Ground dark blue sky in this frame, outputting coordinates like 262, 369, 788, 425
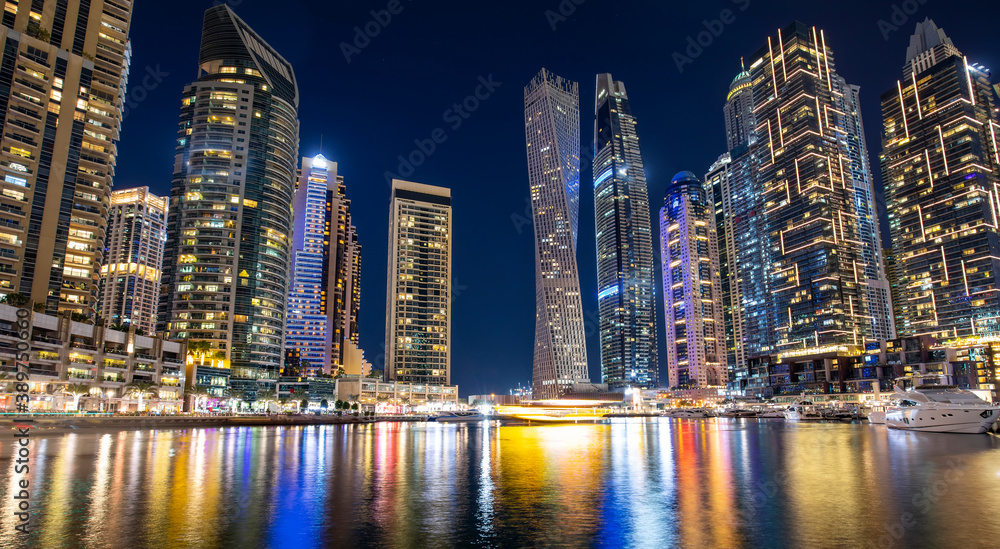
119, 0, 1000, 396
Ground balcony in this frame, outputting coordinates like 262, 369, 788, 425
71, 342, 98, 351
163, 356, 184, 365
134, 363, 155, 372
134, 352, 157, 361
32, 335, 62, 346
103, 346, 128, 356
28, 367, 58, 378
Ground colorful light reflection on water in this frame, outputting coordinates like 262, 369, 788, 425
1, 419, 999, 548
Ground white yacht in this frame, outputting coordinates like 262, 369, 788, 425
759, 407, 786, 419
664, 408, 712, 418
784, 399, 824, 421
435, 410, 486, 423
885, 385, 1000, 434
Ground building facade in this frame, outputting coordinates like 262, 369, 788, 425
158, 6, 299, 382
592, 74, 657, 390
98, 187, 166, 333
749, 22, 889, 353
882, 19, 1000, 339
0, 0, 132, 316
661, 171, 726, 388
0, 304, 186, 412
524, 68, 589, 399
285, 155, 360, 376
385, 179, 451, 386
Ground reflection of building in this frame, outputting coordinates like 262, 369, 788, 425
98, 187, 167, 334
524, 68, 589, 399
159, 5, 299, 383
592, 74, 657, 390
276, 376, 337, 407
285, 155, 361, 375
661, 171, 726, 389
335, 377, 459, 409
0, 304, 186, 412
882, 19, 1000, 338
385, 180, 452, 385
0, 1, 133, 316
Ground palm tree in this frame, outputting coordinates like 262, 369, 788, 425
187, 385, 211, 412
124, 381, 158, 412
62, 383, 91, 412
257, 388, 277, 412
186, 340, 213, 365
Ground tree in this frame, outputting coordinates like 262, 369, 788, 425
71, 312, 91, 323
351, 403, 359, 411
257, 388, 277, 412
186, 340, 213, 365
187, 385, 211, 412
1, 292, 30, 307
33, 302, 45, 312
124, 381, 158, 412
300, 398, 308, 411
368, 368, 383, 380
320, 399, 329, 410
63, 383, 91, 412
334, 366, 346, 379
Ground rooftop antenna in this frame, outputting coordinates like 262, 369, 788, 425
319, 134, 323, 154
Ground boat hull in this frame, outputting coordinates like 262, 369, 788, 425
885, 407, 1000, 434
868, 411, 886, 424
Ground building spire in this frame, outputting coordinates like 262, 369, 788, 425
904, 18, 957, 65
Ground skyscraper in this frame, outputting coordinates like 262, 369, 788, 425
385, 179, 452, 386
661, 171, 726, 388
882, 19, 1000, 338
98, 187, 167, 334
592, 74, 657, 390
723, 59, 754, 151
0, 1, 132, 315
524, 68, 589, 399
158, 6, 299, 382
285, 155, 361, 376
749, 22, 889, 352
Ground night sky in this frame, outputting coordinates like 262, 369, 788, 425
119, 0, 1000, 396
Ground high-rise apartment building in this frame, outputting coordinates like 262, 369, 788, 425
592, 74, 657, 390
0, 1, 132, 315
98, 187, 166, 333
660, 171, 726, 388
158, 6, 299, 381
723, 60, 754, 151
748, 22, 889, 352
882, 19, 1000, 338
385, 180, 451, 386
285, 155, 361, 376
524, 68, 589, 399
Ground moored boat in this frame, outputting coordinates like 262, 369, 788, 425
435, 411, 486, 423
784, 399, 824, 421
885, 384, 1000, 434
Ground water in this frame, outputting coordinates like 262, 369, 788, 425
1, 419, 999, 548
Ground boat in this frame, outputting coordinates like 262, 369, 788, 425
664, 408, 713, 418
434, 411, 486, 423
885, 384, 1000, 434
495, 400, 616, 423
784, 399, 825, 421
758, 407, 786, 419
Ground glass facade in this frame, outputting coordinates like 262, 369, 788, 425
285, 155, 360, 376
98, 187, 166, 333
385, 180, 451, 386
592, 74, 657, 390
661, 171, 726, 388
158, 5, 299, 381
882, 19, 1000, 339
0, 0, 132, 315
524, 68, 589, 399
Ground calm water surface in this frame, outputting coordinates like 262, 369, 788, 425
1, 419, 999, 548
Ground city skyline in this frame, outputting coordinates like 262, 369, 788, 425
97, 1, 1000, 395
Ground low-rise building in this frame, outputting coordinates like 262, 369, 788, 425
0, 304, 186, 412
335, 377, 460, 411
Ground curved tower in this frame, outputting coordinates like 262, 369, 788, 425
524, 68, 589, 399
159, 5, 299, 383
593, 74, 657, 389
661, 172, 726, 388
